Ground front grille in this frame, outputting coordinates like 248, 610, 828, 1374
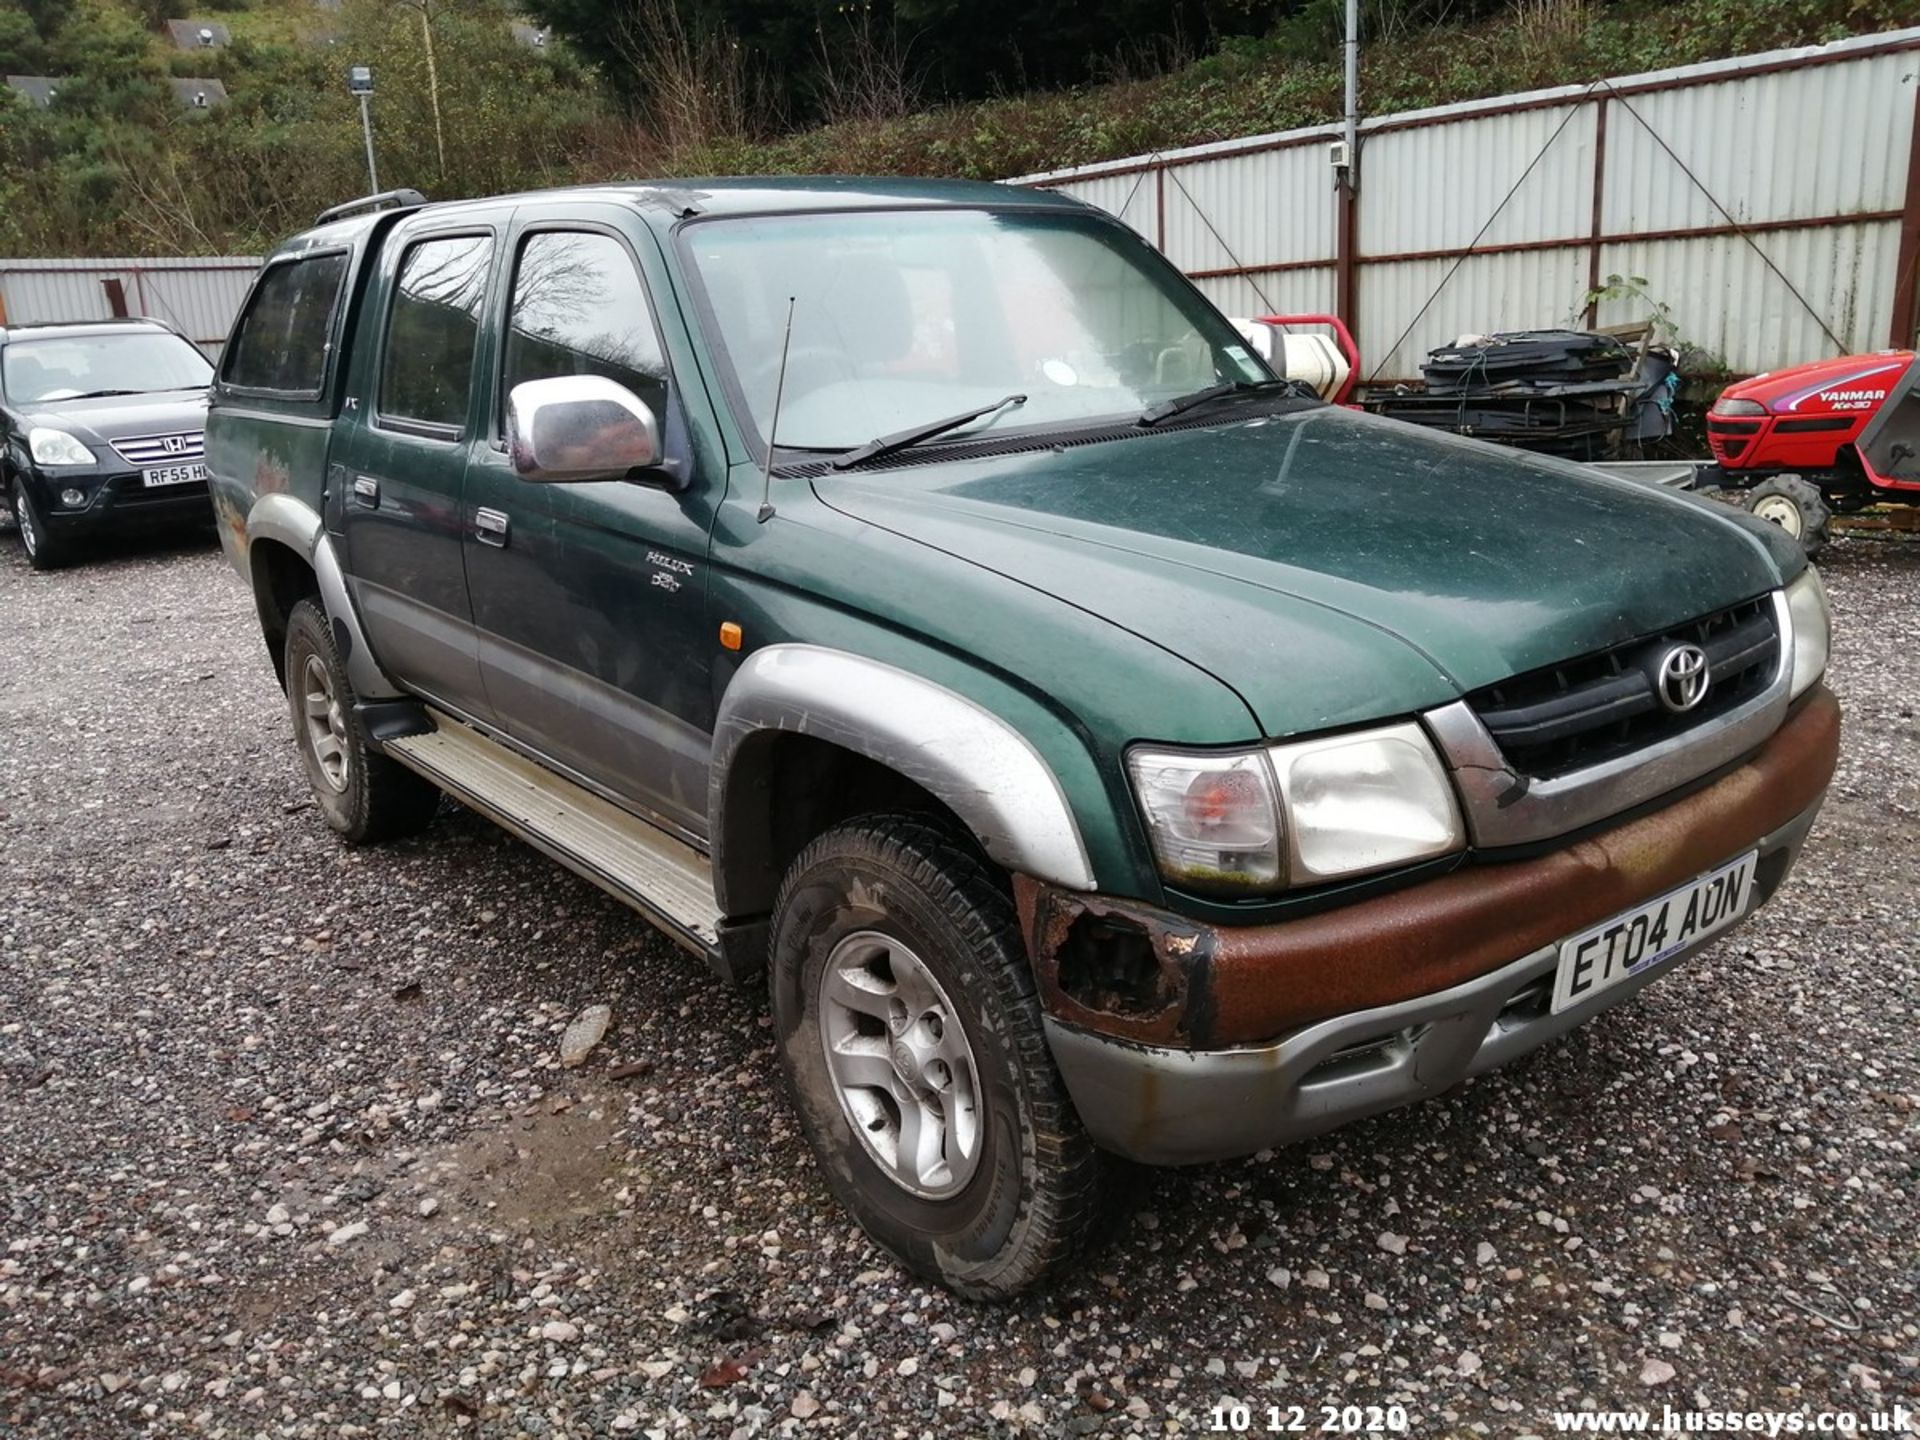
1706, 418, 1760, 464
111, 431, 205, 466
1468, 596, 1779, 780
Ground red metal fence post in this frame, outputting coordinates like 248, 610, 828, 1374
1336, 169, 1358, 344
1890, 84, 1920, 348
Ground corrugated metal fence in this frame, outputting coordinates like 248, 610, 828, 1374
1010, 27, 1920, 382
0, 256, 261, 357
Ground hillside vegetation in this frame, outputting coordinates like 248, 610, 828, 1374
0, 0, 1909, 257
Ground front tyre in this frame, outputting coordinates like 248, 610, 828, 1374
283, 598, 440, 844
770, 814, 1111, 1300
1746, 474, 1831, 558
11, 478, 71, 571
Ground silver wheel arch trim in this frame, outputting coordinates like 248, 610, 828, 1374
246, 493, 404, 701
710, 644, 1096, 902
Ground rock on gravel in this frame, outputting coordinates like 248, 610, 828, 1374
1, 532, 1916, 1439
560, 1003, 613, 1067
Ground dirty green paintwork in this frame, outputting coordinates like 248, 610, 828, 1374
210, 176, 1810, 912
809, 406, 1804, 736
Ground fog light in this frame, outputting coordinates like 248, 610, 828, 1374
59, 488, 86, 507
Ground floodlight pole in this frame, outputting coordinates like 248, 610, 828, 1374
357, 91, 380, 194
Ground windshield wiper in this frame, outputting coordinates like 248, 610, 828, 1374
829, 393, 1027, 470
59, 388, 149, 400
1138, 377, 1299, 427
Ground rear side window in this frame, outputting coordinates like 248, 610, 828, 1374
222, 252, 347, 394
379, 234, 493, 432
503, 231, 668, 419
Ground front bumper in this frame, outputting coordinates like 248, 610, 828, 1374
1028, 687, 1839, 1165
30, 470, 212, 535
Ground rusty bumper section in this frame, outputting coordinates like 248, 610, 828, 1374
1017, 687, 1840, 1051
1044, 794, 1823, 1165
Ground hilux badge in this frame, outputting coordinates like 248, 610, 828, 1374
1656, 643, 1710, 713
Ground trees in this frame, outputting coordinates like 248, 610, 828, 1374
523, 0, 1293, 123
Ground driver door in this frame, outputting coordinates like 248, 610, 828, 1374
463, 215, 718, 840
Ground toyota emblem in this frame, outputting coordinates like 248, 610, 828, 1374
1656, 643, 1710, 713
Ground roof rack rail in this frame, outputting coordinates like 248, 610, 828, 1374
315, 188, 429, 226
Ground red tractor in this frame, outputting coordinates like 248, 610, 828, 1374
1705, 351, 1920, 555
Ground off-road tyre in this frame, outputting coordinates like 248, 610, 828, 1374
283, 598, 440, 844
1746, 474, 1831, 558
11, 478, 72, 571
770, 813, 1112, 1300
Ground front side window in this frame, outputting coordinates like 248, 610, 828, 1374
682, 208, 1274, 453
503, 231, 668, 421
8, 330, 214, 404
379, 234, 493, 432
222, 253, 346, 394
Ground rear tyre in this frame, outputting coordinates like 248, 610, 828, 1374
769, 813, 1112, 1300
1746, 475, 1831, 558
11, 478, 71, 571
283, 598, 440, 844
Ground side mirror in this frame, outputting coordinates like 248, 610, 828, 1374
506, 375, 662, 484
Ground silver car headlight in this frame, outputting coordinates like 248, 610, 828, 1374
1268, 722, 1465, 882
1783, 568, 1829, 700
1128, 722, 1465, 895
28, 427, 96, 466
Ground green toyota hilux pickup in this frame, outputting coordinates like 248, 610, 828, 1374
206, 177, 1839, 1299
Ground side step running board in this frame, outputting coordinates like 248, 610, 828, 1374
383, 716, 722, 954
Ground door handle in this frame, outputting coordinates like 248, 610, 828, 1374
352, 474, 380, 508
474, 507, 510, 547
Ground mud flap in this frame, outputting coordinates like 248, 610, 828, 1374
1856, 356, 1920, 486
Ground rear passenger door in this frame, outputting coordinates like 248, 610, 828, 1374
463, 214, 718, 840
336, 222, 502, 725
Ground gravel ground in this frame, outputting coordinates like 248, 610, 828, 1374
1, 528, 1915, 1440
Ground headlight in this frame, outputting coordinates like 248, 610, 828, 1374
1268, 722, 1464, 882
1126, 748, 1282, 896
1784, 567, 1829, 700
28, 427, 96, 466
1128, 722, 1465, 894
1712, 398, 1767, 417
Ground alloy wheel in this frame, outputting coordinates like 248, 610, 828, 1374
299, 652, 352, 793
14, 485, 37, 559
818, 929, 983, 1199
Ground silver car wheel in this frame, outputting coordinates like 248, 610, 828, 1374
14, 486, 38, 559
818, 929, 983, 1199
299, 653, 351, 794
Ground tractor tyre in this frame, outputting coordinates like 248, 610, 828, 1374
1745, 475, 1831, 559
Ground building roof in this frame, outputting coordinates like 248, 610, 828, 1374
170, 77, 230, 108
510, 23, 549, 48
166, 18, 231, 48
5, 75, 67, 107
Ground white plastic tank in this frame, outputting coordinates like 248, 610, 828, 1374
1231, 319, 1353, 402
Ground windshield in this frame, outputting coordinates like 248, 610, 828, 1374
3, 331, 213, 404
683, 208, 1276, 453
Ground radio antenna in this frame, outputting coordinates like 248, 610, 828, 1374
757, 296, 796, 524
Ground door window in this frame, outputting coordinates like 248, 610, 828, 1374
222, 252, 347, 395
379, 234, 494, 433
503, 231, 668, 421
